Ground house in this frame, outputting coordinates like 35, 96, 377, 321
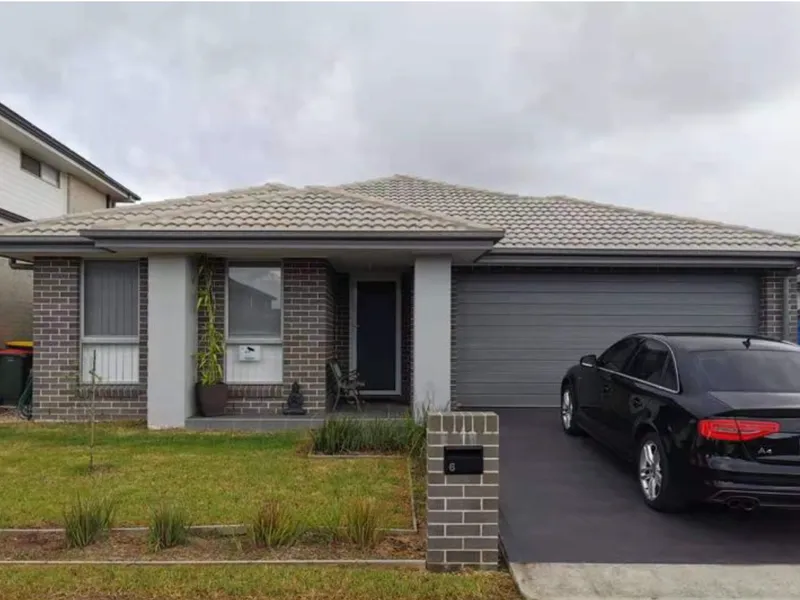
0, 101, 139, 344
0, 175, 796, 427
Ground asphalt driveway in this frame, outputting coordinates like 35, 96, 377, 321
498, 408, 800, 564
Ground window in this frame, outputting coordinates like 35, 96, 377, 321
20, 152, 60, 187
81, 260, 139, 383
624, 339, 677, 390
225, 263, 283, 383
599, 337, 640, 372
695, 350, 800, 393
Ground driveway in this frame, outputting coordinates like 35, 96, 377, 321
498, 408, 800, 565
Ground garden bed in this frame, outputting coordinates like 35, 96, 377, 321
0, 529, 425, 561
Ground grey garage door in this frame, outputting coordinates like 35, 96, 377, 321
454, 272, 759, 408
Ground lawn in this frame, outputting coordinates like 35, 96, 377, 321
0, 565, 520, 600
0, 423, 412, 528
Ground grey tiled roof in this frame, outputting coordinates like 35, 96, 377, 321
0, 182, 495, 237
105, 186, 495, 232
1, 173, 798, 255
342, 175, 800, 252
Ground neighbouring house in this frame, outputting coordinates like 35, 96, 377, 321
0, 174, 796, 427
0, 101, 139, 345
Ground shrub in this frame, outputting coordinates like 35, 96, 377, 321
341, 497, 384, 549
310, 416, 426, 456
251, 500, 303, 548
148, 502, 191, 551
63, 495, 115, 549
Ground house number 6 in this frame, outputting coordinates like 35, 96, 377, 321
447, 462, 456, 473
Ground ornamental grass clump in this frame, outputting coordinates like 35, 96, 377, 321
148, 502, 191, 551
251, 500, 303, 549
341, 497, 385, 549
63, 494, 115, 549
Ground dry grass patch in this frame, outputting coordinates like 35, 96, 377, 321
0, 565, 521, 600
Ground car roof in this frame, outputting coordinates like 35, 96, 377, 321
633, 332, 798, 353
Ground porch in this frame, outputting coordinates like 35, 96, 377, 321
146, 252, 457, 429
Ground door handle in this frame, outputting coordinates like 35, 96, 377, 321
602, 384, 611, 394
631, 397, 643, 409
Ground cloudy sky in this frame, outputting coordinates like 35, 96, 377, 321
1, 2, 800, 233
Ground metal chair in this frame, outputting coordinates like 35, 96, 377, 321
328, 358, 365, 412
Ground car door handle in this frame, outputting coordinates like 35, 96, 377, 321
602, 384, 612, 393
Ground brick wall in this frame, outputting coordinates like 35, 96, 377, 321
401, 271, 414, 402
426, 412, 499, 572
32, 257, 147, 421
760, 270, 797, 340
334, 273, 349, 372
283, 259, 335, 411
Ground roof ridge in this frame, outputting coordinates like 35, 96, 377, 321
546, 194, 800, 242
311, 185, 501, 232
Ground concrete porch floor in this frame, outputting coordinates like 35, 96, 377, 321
185, 399, 411, 432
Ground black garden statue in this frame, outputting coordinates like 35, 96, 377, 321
282, 381, 308, 416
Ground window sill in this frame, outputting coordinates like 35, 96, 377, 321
82, 337, 139, 344
226, 339, 282, 345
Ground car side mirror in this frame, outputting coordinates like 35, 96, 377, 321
580, 354, 597, 368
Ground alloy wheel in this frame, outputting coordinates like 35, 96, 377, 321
561, 390, 573, 430
639, 440, 663, 501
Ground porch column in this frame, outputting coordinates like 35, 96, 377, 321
147, 256, 197, 428
413, 256, 452, 415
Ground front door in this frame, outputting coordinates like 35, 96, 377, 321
353, 279, 399, 394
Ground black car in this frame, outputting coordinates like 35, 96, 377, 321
560, 333, 800, 512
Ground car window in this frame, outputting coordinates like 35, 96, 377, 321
661, 354, 678, 391
599, 337, 640, 372
695, 349, 800, 393
624, 339, 675, 389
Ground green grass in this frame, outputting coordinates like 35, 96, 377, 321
0, 566, 520, 600
0, 423, 411, 528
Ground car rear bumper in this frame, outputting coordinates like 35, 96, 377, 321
706, 481, 800, 508
700, 458, 800, 508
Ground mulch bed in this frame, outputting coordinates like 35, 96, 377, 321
0, 529, 426, 561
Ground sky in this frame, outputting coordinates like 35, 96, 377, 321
1, 2, 800, 233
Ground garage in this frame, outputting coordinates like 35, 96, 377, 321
453, 271, 759, 408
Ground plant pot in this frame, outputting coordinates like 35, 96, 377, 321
196, 383, 228, 417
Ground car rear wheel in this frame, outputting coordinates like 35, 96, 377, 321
560, 384, 584, 436
637, 432, 687, 512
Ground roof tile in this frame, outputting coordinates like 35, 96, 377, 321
341, 175, 800, 252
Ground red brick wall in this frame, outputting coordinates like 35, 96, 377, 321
32, 257, 147, 421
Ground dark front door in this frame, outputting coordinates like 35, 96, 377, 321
356, 280, 398, 392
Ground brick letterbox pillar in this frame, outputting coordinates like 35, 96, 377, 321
426, 412, 499, 571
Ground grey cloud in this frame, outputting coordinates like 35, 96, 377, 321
0, 3, 799, 232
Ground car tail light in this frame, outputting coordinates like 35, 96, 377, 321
698, 418, 780, 442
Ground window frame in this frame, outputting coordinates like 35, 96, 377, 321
80, 259, 140, 345
20, 151, 61, 188
598, 336, 641, 373
600, 336, 681, 394
224, 260, 284, 345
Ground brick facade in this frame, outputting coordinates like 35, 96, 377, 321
32, 257, 147, 421
198, 258, 338, 414
426, 412, 499, 572
760, 270, 798, 340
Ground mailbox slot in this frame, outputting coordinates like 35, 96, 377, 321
443, 446, 484, 475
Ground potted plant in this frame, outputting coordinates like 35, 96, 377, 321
195, 256, 227, 417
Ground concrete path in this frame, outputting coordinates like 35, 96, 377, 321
509, 562, 800, 599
